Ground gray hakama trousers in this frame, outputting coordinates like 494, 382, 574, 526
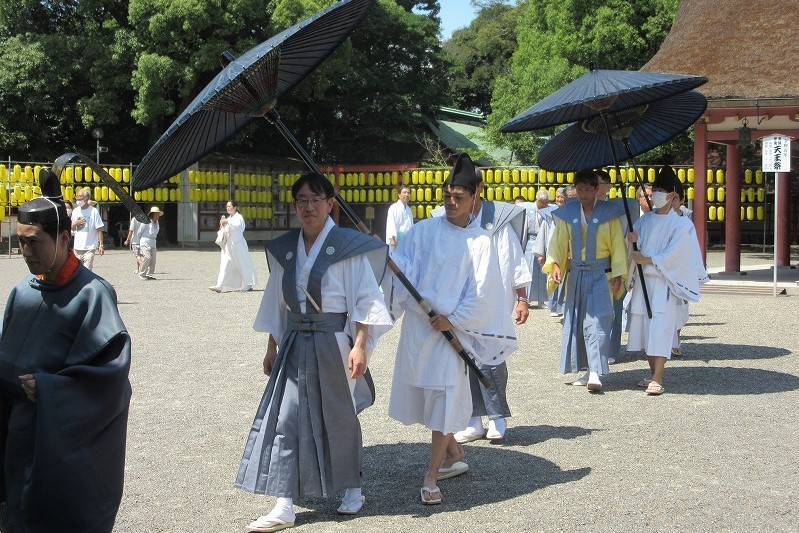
608, 290, 625, 360
525, 239, 548, 308
468, 362, 511, 420
236, 312, 362, 498
561, 258, 614, 376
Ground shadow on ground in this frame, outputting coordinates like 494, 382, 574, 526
606, 366, 799, 396
294, 441, 590, 520
616, 343, 789, 363
679, 342, 791, 362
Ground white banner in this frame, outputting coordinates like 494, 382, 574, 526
762, 134, 791, 172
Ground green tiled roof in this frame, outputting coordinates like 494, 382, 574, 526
424, 116, 514, 166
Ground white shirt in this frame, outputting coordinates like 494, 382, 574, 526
385, 200, 414, 246
386, 216, 518, 386
71, 205, 104, 250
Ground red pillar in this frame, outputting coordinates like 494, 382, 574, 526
724, 144, 741, 272
693, 122, 708, 264
776, 171, 791, 266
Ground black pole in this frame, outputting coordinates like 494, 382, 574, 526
52, 152, 148, 223
218, 50, 490, 386
265, 109, 491, 388
599, 114, 652, 319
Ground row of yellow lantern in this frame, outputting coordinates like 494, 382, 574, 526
339, 188, 400, 204
0, 184, 133, 206
134, 188, 182, 202
0, 164, 771, 189
237, 206, 276, 221
707, 206, 767, 222
187, 170, 303, 187
338, 172, 400, 187
705, 168, 767, 185
0, 164, 185, 186
706, 187, 767, 203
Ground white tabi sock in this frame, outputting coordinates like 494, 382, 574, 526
342, 488, 363, 507
267, 497, 295, 521
468, 416, 483, 430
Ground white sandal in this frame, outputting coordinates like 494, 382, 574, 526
246, 515, 295, 532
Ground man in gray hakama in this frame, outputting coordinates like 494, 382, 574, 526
522, 189, 552, 309
236, 173, 391, 532
544, 170, 628, 392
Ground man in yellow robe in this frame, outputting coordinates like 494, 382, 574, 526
543, 170, 628, 392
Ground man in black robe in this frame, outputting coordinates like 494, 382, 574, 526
0, 169, 131, 532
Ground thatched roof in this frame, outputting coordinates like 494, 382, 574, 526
642, 0, 799, 99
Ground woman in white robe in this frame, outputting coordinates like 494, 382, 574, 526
210, 201, 257, 292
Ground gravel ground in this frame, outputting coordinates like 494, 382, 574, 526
1, 245, 797, 532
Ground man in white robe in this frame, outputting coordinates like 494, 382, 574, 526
385, 185, 413, 254
237, 173, 393, 531
385, 154, 517, 505
626, 167, 708, 395
452, 157, 530, 443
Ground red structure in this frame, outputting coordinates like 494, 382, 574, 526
643, 0, 799, 270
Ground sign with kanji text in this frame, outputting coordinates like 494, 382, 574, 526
762, 134, 791, 172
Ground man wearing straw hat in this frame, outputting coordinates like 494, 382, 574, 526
0, 169, 131, 532
138, 206, 163, 280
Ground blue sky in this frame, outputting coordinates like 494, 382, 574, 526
439, 0, 478, 40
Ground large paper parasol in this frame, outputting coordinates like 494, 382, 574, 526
537, 90, 708, 172
132, 0, 375, 190
500, 64, 707, 133
131, 0, 491, 385
500, 66, 708, 319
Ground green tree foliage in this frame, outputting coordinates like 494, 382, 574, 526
1, 0, 449, 165
443, 0, 518, 115
486, 0, 679, 165
0, 0, 144, 160
268, 0, 450, 163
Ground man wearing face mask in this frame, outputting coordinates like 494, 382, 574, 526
625, 166, 708, 395
70, 187, 105, 270
0, 170, 131, 532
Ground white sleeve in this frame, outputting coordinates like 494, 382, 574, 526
253, 254, 288, 343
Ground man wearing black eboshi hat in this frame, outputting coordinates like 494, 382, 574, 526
384, 153, 519, 504
447, 153, 532, 445
0, 168, 131, 532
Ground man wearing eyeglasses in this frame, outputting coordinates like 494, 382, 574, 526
236, 173, 393, 531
